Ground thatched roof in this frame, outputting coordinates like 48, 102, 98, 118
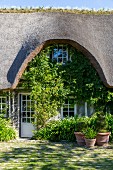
0, 12, 113, 89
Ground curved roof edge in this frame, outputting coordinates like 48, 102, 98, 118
9, 39, 109, 89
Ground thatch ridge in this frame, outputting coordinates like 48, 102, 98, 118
0, 8, 113, 15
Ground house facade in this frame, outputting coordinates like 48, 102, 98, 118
0, 11, 113, 137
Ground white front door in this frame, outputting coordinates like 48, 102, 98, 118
20, 94, 35, 137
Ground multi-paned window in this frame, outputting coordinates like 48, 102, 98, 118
21, 94, 35, 123
60, 99, 94, 118
61, 99, 75, 118
0, 96, 7, 115
51, 44, 70, 63
20, 94, 94, 121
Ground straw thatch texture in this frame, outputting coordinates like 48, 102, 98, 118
0, 12, 113, 89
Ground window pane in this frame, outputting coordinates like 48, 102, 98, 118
63, 108, 68, 111
52, 58, 57, 62
77, 104, 85, 116
31, 118, 35, 123
69, 108, 74, 112
57, 51, 62, 58
62, 51, 67, 58
69, 112, 74, 117
22, 112, 26, 117
22, 118, 26, 123
53, 48, 58, 58
22, 102, 26, 111
87, 104, 94, 117
63, 112, 68, 117
58, 58, 62, 63
31, 112, 35, 117
27, 101, 31, 111
27, 112, 30, 117
31, 101, 34, 111
2, 98, 6, 103
27, 118, 30, 123
63, 58, 67, 63
22, 95, 26, 100
27, 95, 30, 100
2, 104, 6, 109
0, 97, 7, 115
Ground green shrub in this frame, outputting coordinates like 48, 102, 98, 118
0, 117, 16, 141
75, 116, 90, 132
95, 112, 108, 133
90, 112, 113, 141
33, 113, 113, 142
33, 116, 91, 142
83, 127, 97, 139
106, 113, 113, 141
34, 117, 77, 141
89, 113, 97, 130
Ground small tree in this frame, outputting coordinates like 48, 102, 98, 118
23, 49, 68, 129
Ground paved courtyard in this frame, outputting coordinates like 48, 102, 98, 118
0, 139, 113, 170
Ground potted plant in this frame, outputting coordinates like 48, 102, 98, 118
83, 127, 97, 148
74, 118, 88, 146
95, 112, 111, 146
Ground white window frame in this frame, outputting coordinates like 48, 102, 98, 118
60, 100, 94, 119
52, 44, 70, 64
0, 96, 7, 116
60, 103, 77, 119
20, 93, 35, 124
60, 99, 76, 119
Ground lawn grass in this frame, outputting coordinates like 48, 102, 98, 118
0, 139, 113, 170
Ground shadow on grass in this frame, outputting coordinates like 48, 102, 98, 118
0, 140, 113, 169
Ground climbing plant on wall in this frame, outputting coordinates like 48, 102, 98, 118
22, 48, 68, 129
22, 44, 113, 128
59, 47, 113, 110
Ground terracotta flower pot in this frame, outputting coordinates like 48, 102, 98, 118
74, 132, 85, 146
85, 138, 96, 148
96, 132, 111, 146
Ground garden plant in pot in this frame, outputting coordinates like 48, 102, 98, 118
74, 118, 88, 146
95, 112, 111, 146
83, 127, 97, 148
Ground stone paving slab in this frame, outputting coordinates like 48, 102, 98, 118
0, 140, 113, 170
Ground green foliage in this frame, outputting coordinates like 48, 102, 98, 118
83, 127, 97, 139
106, 114, 113, 140
0, 117, 16, 141
75, 116, 89, 132
22, 44, 113, 130
34, 116, 90, 141
94, 112, 108, 133
34, 117, 77, 141
59, 47, 113, 110
33, 113, 113, 142
23, 49, 68, 128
